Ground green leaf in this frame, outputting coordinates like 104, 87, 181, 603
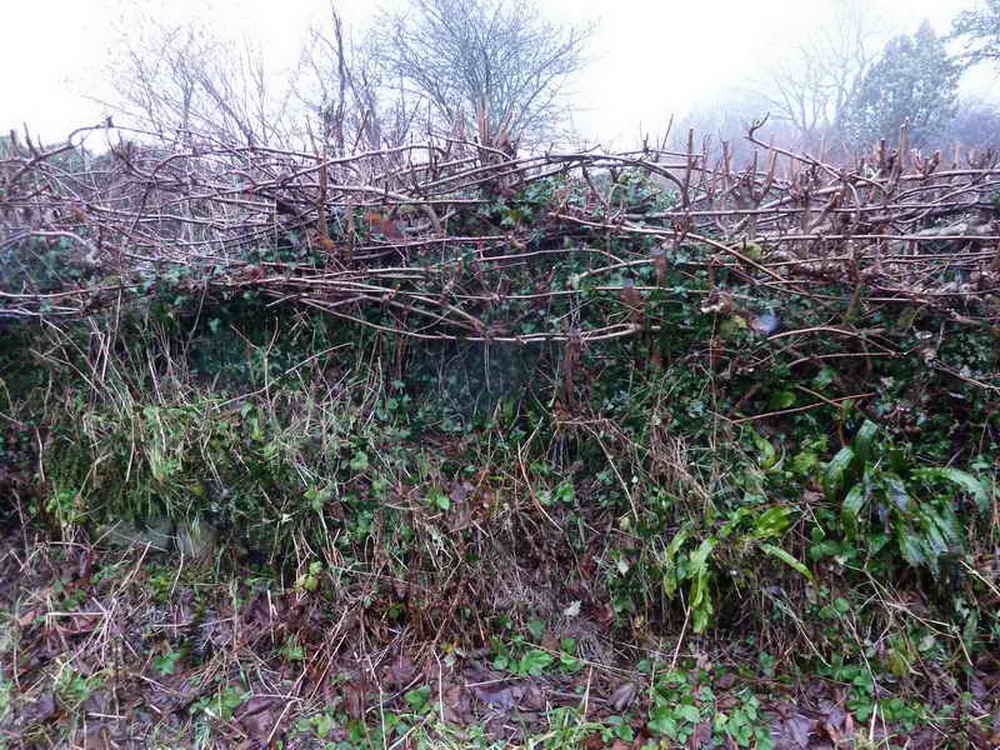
841, 483, 867, 535
760, 543, 814, 582
919, 517, 949, 562
554, 480, 575, 504
404, 685, 431, 711
719, 506, 753, 537
676, 704, 701, 723
154, 651, 182, 676
305, 485, 333, 513
689, 537, 717, 573
752, 506, 794, 538
768, 390, 796, 410
813, 366, 836, 388
913, 467, 989, 514
313, 713, 334, 737
518, 649, 554, 676
427, 489, 450, 511
692, 592, 713, 633
929, 502, 961, 548
719, 317, 746, 338
689, 541, 716, 633
881, 472, 910, 512
824, 446, 856, 500
752, 431, 778, 470
648, 707, 677, 736
661, 525, 690, 599
349, 450, 369, 472
853, 420, 879, 465
896, 523, 927, 569
791, 450, 820, 476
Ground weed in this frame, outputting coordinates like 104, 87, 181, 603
191, 682, 249, 723
54, 662, 105, 711
153, 648, 183, 677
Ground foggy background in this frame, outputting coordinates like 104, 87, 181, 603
2, 0, 998, 151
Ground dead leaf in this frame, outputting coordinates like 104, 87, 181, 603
237, 696, 278, 740
716, 672, 736, 690
441, 681, 471, 724
79, 726, 110, 749
688, 720, 711, 748
344, 680, 366, 719
472, 683, 522, 710
21, 692, 57, 726
235, 696, 276, 741
970, 675, 988, 701
716, 694, 738, 710
609, 681, 637, 712
694, 651, 712, 672
82, 689, 112, 715
449, 481, 473, 503
770, 700, 796, 719
785, 714, 816, 748
597, 603, 614, 626
447, 482, 476, 531
382, 654, 417, 689
523, 683, 545, 711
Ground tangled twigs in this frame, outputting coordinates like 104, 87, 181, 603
1, 127, 999, 352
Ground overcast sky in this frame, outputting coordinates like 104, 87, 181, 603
2, 0, 996, 149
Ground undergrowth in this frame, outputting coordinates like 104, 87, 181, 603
0, 171, 998, 747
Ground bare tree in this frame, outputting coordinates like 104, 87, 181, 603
293, 6, 421, 158
372, 0, 594, 147
104, 18, 297, 146
750, 0, 889, 150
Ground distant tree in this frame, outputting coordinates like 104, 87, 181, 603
840, 21, 960, 148
944, 96, 1000, 149
372, 0, 594, 146
951, 0, 1000, 68
670, 88, 799, 167
752, 0, 888, 149
294, 6, 422, 157
105, 19, 295, 146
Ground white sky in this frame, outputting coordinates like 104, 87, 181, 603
2, 0, 996, 149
